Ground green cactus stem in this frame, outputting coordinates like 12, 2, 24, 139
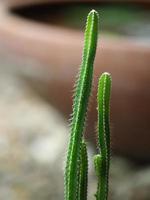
64, 10, 99, 200
95, 72, 112, 200
77, 140, 88, 200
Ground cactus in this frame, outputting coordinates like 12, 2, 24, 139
95, 73, 111, 200
64, 10, 111, 200
77, 140, 88, 200
64, 10, 99, 200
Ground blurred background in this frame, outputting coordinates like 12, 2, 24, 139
0, 0, 150, 199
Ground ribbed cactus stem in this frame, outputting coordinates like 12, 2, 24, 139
64, 10, 99, 200
77, 140, 88, 200
95, 72, 112, 200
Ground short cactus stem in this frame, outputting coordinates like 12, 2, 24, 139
95, 72, 112, 200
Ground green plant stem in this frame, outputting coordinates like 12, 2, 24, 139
96, 72, 111, 200
77, 140, 88, 200
64, 10, 99, 200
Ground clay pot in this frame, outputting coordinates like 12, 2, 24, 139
0, 0, 150, 162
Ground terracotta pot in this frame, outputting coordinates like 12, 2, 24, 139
0, 0, 150, 161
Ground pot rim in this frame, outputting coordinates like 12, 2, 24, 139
3, 0, 150, 8
0, 0, 150, 62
